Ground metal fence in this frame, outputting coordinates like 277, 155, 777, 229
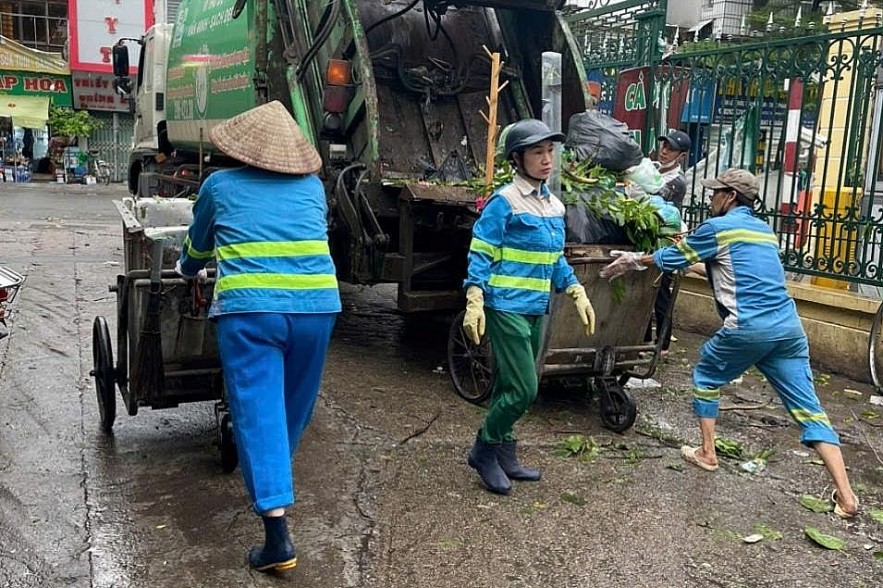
567, 2, 883, 289
86, 112, 134, 183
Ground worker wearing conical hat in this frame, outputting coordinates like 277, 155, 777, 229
176, 100, 340, 573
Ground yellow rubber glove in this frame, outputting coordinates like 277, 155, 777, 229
463, 286, 486, 345
566, 283, 596, 336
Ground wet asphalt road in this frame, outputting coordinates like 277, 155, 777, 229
2, 183, 883, 587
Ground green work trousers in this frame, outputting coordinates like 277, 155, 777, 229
481, 308, 544, 444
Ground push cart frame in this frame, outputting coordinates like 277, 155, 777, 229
447, 244, 680, 433
90, 199, 237, 471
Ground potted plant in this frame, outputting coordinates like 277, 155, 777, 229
47, 106, 101, 179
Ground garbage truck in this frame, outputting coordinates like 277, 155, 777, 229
113, 0, 592, 312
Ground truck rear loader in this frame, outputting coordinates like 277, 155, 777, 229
113, 0, 592, 312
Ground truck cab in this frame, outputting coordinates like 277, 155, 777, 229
127, 23, 174, 194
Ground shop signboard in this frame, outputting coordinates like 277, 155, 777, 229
68, 0, 154, 74
72, 72, 129, 111
0, 69, 72, 107
0, 35, 70, 75
612, 66, 690, 150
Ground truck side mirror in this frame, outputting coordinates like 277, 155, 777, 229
112, 44, 130, 77
113, 77, 132, 96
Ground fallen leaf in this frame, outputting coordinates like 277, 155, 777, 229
805, 526, 846, 551
666, 462, 684, 472
742, 534, 764, 544
753, 523, 783, 540
874, 551, 883, 561
868, 508, 883, 524
799, 494, 834, 513
560, 492, 586, 506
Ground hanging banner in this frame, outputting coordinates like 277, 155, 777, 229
72, 72, 129, 112
0, 35, 70, 75
0, 70, 72, 107
0, 95, 51, 128
68, 0, 154, 74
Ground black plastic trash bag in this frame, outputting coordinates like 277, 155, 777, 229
565, 111, 644, 171
564, 190, 629, 244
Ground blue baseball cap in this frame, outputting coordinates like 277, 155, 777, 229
658, 130, 692, 152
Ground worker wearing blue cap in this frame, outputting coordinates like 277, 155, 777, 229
646, 130, 692, 353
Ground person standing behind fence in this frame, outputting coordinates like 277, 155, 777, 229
600, 168, 859, 518
462, 119, 597, 495
175, 101, 341, 572
645, 130, 691, 354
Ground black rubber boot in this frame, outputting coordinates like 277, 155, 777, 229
248, 515, 298, 573
467, 432, 511, 495
497, 440, 541, 481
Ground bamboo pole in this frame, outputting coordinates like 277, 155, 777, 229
480, 46, 508, 204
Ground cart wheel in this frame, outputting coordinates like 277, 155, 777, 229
219, 414, 238, 473
91, 316, 116, 434
447, 310, 494, 404
597, 379, 637, 433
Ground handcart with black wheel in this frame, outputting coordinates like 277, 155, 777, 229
448, 244, 679, 433
90, 197, 238, 472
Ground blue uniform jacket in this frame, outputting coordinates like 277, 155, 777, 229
465, 175, 578, 316
652, 206, 802, 339
177, 167, 342, 316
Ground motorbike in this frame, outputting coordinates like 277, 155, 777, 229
88, 149, 111, 185
0, 266, 24, 341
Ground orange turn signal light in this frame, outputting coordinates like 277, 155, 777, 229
326, 59, 352, 86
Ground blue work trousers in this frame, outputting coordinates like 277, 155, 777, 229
692, 330, 839, 446
217, 312, 337, 513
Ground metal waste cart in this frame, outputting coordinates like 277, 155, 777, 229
447, 244, 679, 432
90, 197, 236, 471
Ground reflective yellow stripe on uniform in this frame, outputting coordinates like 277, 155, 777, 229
500, 247, 561, 265
693, 387, 720, 401
717, 229, 779, 247
488, 274, 551, 292
790, 408, 832, 426
216, 273, 339, 293
676, 240, 701, 264
216, 240, 330, 261
470, 238, 501, 261
183, 235, 213, 259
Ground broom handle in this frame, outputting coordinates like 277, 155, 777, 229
147, 239, 164, 308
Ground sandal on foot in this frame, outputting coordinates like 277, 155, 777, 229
832, 489, 859, 519
680, 445, 719, 472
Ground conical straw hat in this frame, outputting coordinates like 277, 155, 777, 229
209, 100, 322, 175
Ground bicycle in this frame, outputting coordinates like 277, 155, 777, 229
87, 149, 111, 185
867, 300, 883, 395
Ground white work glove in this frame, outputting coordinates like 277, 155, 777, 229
174, 260, 210, 283
599, 250, 648, 280
462, 286, 485, 345
565, 284, 596, 336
